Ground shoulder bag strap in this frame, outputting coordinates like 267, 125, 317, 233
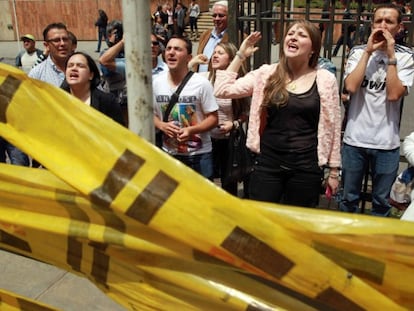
162, 71, 194, 122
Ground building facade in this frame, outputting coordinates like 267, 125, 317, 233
0, 0, 211, 41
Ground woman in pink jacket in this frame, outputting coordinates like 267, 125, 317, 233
214, 20, 341, 207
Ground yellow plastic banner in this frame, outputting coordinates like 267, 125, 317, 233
1, 62, 414, 310
0, 287, 59, 311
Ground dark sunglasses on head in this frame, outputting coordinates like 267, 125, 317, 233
212, 13, 226, 18
151, 41, 160, 46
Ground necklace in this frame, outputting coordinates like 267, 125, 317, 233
287, 81, 297, 91
287, 71, 315, 92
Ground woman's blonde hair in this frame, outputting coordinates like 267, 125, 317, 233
208, 42, 247, 84
262, 20, 321, 108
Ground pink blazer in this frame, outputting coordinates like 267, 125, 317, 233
214, 63, 341, 168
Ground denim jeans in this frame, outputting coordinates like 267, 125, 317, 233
340, 144, 400, 216
0, 137, 30, 166
174, 152, 213, 180
96, 27, 108, 52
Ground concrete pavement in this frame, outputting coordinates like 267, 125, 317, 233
0, 250, 126, 310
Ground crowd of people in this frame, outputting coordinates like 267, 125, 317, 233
152, 0, 200, 42
2, 2, 414, 221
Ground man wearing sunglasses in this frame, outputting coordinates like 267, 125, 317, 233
151, 34, 168, 76
195, 0, 228, 72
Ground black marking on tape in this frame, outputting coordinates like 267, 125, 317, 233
246, 303, 273, 311
90, 149, 145, 207
126, 171, 178, 224
17, 298, 57, 311
93, 207, 126, 240
0, 75, 21, 123
316, 287, 365, 311
66, 237, 83, 273
313, 241, 385, 285
55, 190, 89, 272
89, 242, 110, 288
221, 226, 294, 279
0, 230, 31, 252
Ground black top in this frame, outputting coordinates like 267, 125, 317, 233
258, 80, 320, 172
90, 88, 125, 126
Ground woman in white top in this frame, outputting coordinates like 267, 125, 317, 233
189, 0, 200, 40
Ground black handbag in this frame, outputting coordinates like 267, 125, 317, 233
223, 124, 253, 185
156, 71, 194, 147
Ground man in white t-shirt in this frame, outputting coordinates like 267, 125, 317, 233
6, 33, 43, 166
15, 34, 43, 73
153, 35, 218, 179
341, 3, 414, 216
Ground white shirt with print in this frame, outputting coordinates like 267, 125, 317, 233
343, 45, 414, 150
153, 71, 218, 155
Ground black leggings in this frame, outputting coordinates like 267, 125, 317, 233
189, 17, 198, 32
212, 138, 238, 195
249, 166, 323, 207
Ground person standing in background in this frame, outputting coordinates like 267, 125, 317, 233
8, 33, 41, 166
28, 22, 74, 168
189, 0, 200, 41
332, 1, 356, 57
29, 22, 73, 87
99, 20, 128, 123
340, 3, 414, 216
166, 3, 175, 39
196, 1, 228, 72
95, 9, 109, 53
15, 34, 43, 73
175, 3, 186, 37
189, 42, 250, 195
151, 33, 168, 76
153, 15, 168, 46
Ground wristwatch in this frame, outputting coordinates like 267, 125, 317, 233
387, 58, 397, 66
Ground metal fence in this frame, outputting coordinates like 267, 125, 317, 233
227, 0, 414, 83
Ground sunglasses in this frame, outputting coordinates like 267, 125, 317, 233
212, 13, 226, 18
151, 41, 160, 46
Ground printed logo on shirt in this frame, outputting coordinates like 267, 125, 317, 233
160, 101, 202, 153
360, 76, 386, 91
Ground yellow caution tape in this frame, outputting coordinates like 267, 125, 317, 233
0, 163, 315, 310
0, 288, 60, 311
1, 62, 413, 310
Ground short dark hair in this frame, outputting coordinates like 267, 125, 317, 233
62, 52, 102, 90
167, 35, 192, 54
374, 3, 403, 23
106, 20, 123, 42
43, 22, 67, 41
